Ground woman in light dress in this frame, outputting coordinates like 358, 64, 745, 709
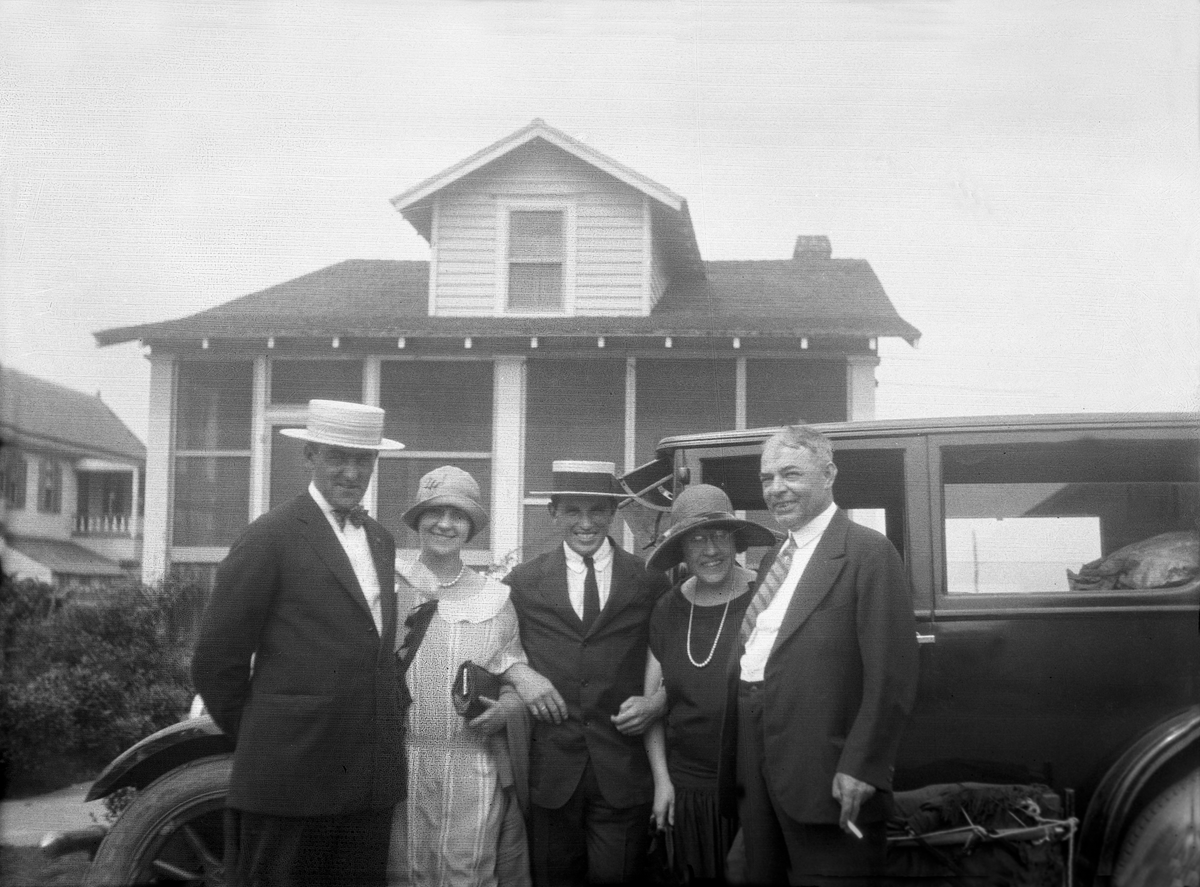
388, 466, 534, 887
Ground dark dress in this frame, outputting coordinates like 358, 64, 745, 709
648, 577, 753, 882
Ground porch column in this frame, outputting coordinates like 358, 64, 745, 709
130, 460, 141, 539
491, 357, 526, 565
846, 355, 880, 421
141, 352, 175, 584
248, 357, 269, 521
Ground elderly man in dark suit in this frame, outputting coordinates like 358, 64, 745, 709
504, 460, 670, 887
192, 399, 406, 887
728, 424, 919, 886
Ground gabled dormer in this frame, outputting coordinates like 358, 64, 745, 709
391, 120, 704, 318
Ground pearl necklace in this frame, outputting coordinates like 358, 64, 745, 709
436, 564, 468, 588
686, 595, 731, 668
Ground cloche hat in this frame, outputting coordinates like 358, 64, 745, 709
403, 465, 489, 539
530, 460, 625, 499
646, 484, 778, 572
279, 399, 404, 451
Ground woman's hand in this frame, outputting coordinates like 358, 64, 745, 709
651, 779, 675, 832
466, 695, 511, 735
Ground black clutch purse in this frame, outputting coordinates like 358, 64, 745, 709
452, 660, 502, 720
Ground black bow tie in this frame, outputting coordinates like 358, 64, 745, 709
332, 504, 368, 529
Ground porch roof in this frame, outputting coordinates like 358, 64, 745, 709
7, 537, 128, 578
0, 365, 146, 462
94, 257, 920, 347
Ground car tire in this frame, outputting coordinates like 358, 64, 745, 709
1113, 765, 1200, 887
84, 755, 231, 887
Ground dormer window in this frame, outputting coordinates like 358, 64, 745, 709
507, 209, 565, 313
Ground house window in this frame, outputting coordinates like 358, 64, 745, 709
173, 361, 253, 546
507, 210, 564, 313
38, 459, 62, 513
746, 359, 846, 428
270, 360, 363, 404
635, 359, 737, 463
1, 448, 27, 509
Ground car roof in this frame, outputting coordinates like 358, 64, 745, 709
656, 411, 1200, 455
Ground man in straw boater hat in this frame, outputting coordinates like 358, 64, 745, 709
503, 460, 671, 886
193, 400, 406, 887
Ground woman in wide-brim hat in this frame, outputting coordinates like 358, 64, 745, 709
389, 465, 532, 887
643, 484, 777, 884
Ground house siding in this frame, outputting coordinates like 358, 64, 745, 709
432, 139, 648, 316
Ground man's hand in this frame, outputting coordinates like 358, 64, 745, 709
505, 664, 568, 724
611, 688, 666, 736
831, 772, 876, 835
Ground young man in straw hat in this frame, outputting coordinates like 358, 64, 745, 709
503, 460, 670, 887
193, 399, 406, 887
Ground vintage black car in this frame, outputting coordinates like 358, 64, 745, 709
51, 412, 1198, 886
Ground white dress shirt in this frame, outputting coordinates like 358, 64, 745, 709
309, 483, 382, 633
740, 501, 838, 682
563, 538, 614, 619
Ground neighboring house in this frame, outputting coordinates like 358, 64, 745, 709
95, 120, 920, 584
1, 364, 145, 584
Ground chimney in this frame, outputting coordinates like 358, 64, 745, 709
793, 235, 832, 260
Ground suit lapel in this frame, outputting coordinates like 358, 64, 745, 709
539, 547, 585, 632
771, 509, 849, 655
590, 542, 636, 635
369, 524, 397, 644
292, 493, 374, 623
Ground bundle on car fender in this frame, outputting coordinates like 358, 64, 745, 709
886, 783, 1076, 886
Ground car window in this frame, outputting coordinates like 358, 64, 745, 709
940, 436, 1199, 595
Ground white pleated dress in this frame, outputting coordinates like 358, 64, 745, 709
389, 561, 527, 887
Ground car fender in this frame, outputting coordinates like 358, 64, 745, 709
1080, 703, 1200, 878
85, 715, 234, 802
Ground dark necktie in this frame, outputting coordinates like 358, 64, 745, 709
582, 555, 600, 632
333, 504, 368, 529
739, 537, 796, 646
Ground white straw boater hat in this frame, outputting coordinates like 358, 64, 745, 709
279, 399, 405, 451
531, 460, 624, 498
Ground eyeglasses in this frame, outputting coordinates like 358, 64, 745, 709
683, 529, 734, 547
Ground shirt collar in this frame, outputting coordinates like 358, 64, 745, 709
563, 538, 613, 572
787, 501, 838, 550
308, 482, 362, 533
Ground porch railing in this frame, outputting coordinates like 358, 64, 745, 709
75, 513, 133, 536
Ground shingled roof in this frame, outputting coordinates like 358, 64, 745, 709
0, 365, 145, 461
94, 256, 920, 347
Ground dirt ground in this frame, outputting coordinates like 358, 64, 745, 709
0, 846, 91, 887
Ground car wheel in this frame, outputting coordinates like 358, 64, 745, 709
1113, 765, 1200, 887
85, 755, 231, 887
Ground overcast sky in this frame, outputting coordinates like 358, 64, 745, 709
3, 0, 1197, 443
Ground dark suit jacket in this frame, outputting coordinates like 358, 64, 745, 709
192, 492, 405, 818
720, 508, 919, 824
505, 541, 670, 809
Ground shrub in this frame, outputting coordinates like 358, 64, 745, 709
0, 575, 201, 795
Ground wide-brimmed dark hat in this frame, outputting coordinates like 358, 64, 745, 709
647, 484, 778, 571
530, 460, 625, 499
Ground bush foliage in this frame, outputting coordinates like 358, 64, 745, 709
0, 574, 204, 795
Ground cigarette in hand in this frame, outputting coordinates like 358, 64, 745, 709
846, 820, 863, 839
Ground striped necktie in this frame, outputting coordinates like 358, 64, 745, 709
739, 537, 796, 646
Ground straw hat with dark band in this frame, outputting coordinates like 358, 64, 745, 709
647, 484, 778, 572
530, 460, 625, 499
279, 399, 405, 451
